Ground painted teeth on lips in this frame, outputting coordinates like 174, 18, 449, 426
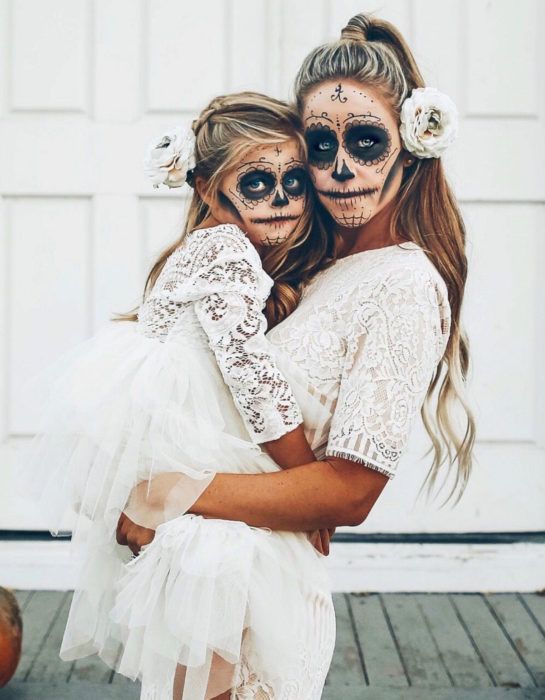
318, 187, 379, 199
250, 215, 299, 224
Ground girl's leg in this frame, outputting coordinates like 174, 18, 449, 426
172, 658, 235, 700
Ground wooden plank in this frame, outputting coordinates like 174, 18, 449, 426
451, 594, 535, 688
380, 593, 451, 687
324, 593, 366, 687
348, 593, 408, 688
111, 670, 138, 685
486, 594, 545, 686
322, 688, 545, 699
26, 591, 72, 681
416, 594, 493, 688
1, 681, 140, 699
12, 589, 32, 611
520, 594, 545, 635
70, 655, 115, 683
12, 590, 66, 681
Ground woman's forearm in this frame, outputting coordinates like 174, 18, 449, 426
188, 457, 389, 531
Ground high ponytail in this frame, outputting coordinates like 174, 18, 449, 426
294, 14, 475, 503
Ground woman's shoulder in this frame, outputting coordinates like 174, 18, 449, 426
340, 242, 448, 307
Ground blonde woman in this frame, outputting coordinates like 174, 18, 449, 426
118, 11, 476, 700
21, 93, 337, 699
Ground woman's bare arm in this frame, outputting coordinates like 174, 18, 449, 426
116, 456, 387, 554
188, 456, 389, 531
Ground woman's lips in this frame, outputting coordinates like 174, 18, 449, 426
318, 187, 379, 199
251, 215, 299, 224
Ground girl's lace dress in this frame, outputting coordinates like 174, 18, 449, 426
18, 223, 334, 699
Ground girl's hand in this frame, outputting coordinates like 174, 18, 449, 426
306, 527, 336, 556
116, 511, 155, 556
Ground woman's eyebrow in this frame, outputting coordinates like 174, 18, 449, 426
304, 113, 334, 123
342, 113, 382, 123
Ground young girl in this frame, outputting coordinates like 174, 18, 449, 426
19, 93, 335, 699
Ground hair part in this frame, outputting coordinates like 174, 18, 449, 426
294, 13, 475, 504
114, 91, 333, 330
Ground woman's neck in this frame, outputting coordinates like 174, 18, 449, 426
335, 199, 402, 258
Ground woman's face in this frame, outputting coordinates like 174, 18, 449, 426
218, 139, 308, 248
302, 79, 405, 228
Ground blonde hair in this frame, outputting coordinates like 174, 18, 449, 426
116, 92, 332, 328
294, 13, 475, 503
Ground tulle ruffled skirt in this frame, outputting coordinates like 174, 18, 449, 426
16, 321, 334, 698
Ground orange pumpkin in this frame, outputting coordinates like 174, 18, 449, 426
0, 587, 22, 687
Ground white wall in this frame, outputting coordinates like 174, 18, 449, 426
0, 0, 544, 535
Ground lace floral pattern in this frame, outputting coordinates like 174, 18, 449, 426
230, 585, 336, 700
268, 242, 450, 476
137, 224, 302, 443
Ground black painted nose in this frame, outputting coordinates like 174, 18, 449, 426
332, 159, 355, 182
271, 188, 289, 207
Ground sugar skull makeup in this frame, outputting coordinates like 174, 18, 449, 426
219, 140, 307, 248
303, 79, 405, 228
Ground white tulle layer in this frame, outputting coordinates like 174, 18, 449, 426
18, 321, 279, 536
16, 321, 333, 697
61, 515, 330, 698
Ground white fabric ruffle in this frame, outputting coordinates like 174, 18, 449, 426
16, 319, 332, 698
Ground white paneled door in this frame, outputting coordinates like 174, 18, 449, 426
1, 0, 543, 533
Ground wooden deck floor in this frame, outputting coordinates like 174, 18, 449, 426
2, 591, 545, 699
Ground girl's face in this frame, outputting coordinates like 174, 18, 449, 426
218, 139, 308, 248
302, 79, 405, 228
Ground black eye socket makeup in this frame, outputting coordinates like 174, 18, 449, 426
281, 167, 307, 198
305, 123, 339, 169
238, 169, 276, 201
342, 120, 391, 166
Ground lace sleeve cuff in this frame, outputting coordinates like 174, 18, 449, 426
325, 447, 396, 479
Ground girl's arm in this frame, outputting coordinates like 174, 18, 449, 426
262, 424, 315, 468
123, 225, 316, 531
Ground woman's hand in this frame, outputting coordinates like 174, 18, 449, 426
306, 527, 336, 555
116, 511, 156, 556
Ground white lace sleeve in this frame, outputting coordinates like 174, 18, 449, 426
326, 265, 451, 477
190, 224, 303, 443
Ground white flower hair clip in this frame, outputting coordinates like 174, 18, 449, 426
144, 125, 196, 189
400, 87, 458, 159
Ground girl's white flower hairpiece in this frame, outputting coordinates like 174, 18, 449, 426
399, 87, 458, 159
144, 125, 196, 189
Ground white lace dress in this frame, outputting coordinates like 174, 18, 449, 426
21, 233, 450, 700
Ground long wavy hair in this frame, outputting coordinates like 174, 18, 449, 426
116, 92, 332, 328
294, 13, 475, 503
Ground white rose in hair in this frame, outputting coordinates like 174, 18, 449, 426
400, 87, 458, 159
144, 126, 196, 188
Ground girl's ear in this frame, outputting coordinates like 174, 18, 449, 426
195, 176, 211, 205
